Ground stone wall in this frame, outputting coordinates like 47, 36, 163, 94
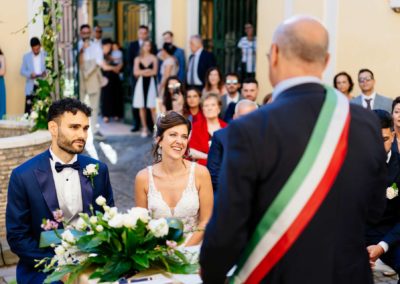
0, 128, 51, 265
0, 120, 31, 138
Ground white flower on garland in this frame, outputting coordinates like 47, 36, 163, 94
95, 196, 106, 207
128, 207, 150, 224
61, 230, 75, 244
75, 217, 87, 231
387, 183, 399, 199
108, 214, 125, 228
148, 218, 169, 238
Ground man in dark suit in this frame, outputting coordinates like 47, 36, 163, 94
186, 35, 216, 90
127, 25, 157, 132
200, 16, 387, 284
6, 98, 114, 284
367, 110, 400, 281
207, 99, 258, 193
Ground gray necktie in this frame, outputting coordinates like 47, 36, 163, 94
365, 98, 372, 110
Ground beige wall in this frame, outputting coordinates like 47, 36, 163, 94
171, 0, 187, 50
0, 0, 30, 116
256, 0, 400, 100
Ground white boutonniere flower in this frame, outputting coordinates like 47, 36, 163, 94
387, 183, 399, 200
83, 163, 99, 187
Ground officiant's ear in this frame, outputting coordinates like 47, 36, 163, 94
48, 120, 59, 137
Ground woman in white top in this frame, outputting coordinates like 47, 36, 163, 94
158, 43, 179, 100
135, 111, 213, 246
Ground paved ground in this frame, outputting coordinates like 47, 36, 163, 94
0, 120, 398, 283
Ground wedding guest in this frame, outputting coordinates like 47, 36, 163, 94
351, 68, 392, 113
333, 71, 354, 99
200, 16, 387, 283
202, 67, 226, 96
0, 47, 6, 119
132, 40, 158, 138
128, 25, 157, 133
162, 76, 185, 113
189, 93, 227, 166
366, 109, 400, 278
6, 98, 114, 283
207, 99, 258, 193
241, 77, 259, 103
162, 31, 186, 82
392, 97, 400, 154
135, 111, 213, 246
237, 23, 256, 79
100, 38, 124, 123
93, 25, 103, 48
220, 72, 242, 122
20, 37, 46, 114
184, 88, 205, 124
186, 35, 216, 90
158, 43, 179, 100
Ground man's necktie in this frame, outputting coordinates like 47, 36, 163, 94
55, 161, 80, 173
365, 98, 372, 110
189, 54, 195, 85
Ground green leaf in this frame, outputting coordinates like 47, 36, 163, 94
77, 233, 107, 251
132, 253, 149, 269
43, 265, 77, 283
392, 182, 398, 190
39, 229, 85, 248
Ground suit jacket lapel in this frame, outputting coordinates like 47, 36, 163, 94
78, 156, 93, 214
34, 150, 60, 213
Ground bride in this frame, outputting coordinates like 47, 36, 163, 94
135, 111, 213, 246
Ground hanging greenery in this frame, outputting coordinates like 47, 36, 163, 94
30, 0, 65, 131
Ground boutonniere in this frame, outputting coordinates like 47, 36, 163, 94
387, 183, 398, 199
83, 163, 99, 187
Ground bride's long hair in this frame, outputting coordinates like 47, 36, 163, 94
152, 111, 192, 164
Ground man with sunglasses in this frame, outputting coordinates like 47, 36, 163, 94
220, 72, 243, 122
351, 68, 392, 113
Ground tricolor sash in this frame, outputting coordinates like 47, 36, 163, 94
231, 86, 351, 284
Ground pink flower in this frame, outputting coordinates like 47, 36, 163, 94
41, 219, 59, 231
166, 240, 177, 249
52, 209, 64, 223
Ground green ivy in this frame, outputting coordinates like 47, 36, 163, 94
30, 0, 66, 131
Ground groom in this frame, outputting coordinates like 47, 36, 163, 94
200, 16, 387, 283
6, 98, 114, 284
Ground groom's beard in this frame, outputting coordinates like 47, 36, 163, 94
57, 130, 86, 155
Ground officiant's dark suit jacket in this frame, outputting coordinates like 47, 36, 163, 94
6, 150, 114, 284
207, 127, 228, 193
200, 83, 388, 284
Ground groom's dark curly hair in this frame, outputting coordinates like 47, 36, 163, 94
48, 98, 92, 123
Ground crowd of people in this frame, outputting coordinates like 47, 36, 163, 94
5, 15, 400, 284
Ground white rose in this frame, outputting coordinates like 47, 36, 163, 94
123, 213, 138, 229
96, 225, 104, 232
61, 230, 75, 244
387, 187, 398, 199
54, 245, 65, 256
61, 240, 70, 249
95, 196, 107, 206
148, 218, 169, 238
85, 164, 98, 175
75, 217, 87, 231
30, 111, 38, 120
109, 207, 118, 218
89, 216, 98, 224
108, 214, 124, 228
128, 207, 150, 224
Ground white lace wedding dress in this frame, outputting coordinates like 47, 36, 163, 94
147, 162, 200, 242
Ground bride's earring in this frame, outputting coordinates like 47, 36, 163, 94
157, 146, 162, 158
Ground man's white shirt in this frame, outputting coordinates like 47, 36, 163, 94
49, 148, 83, 224
361, 92, 376, 109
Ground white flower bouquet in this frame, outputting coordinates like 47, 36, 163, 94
36, 196, 197, 283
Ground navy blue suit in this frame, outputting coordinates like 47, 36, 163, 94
366, 150, 400, 276
200, 83, 387, 284
6, 150, 114, 284
207, 127, 228, 193
187, 49, 216, 89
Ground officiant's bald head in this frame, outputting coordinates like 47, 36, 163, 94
268, 16, 330, 86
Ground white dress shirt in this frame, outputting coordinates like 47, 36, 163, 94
237, 36, 257, 73
78, 40, 104, 66
187, 48, 203, 86
49, 148, 83, 224
33, 53, 42, 75
272, 76, 322, 101
361, 92, 376, 109
226, 92, 240, 105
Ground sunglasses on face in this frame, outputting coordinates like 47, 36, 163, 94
168, 83, 181, 89
226, 79, 238, 85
